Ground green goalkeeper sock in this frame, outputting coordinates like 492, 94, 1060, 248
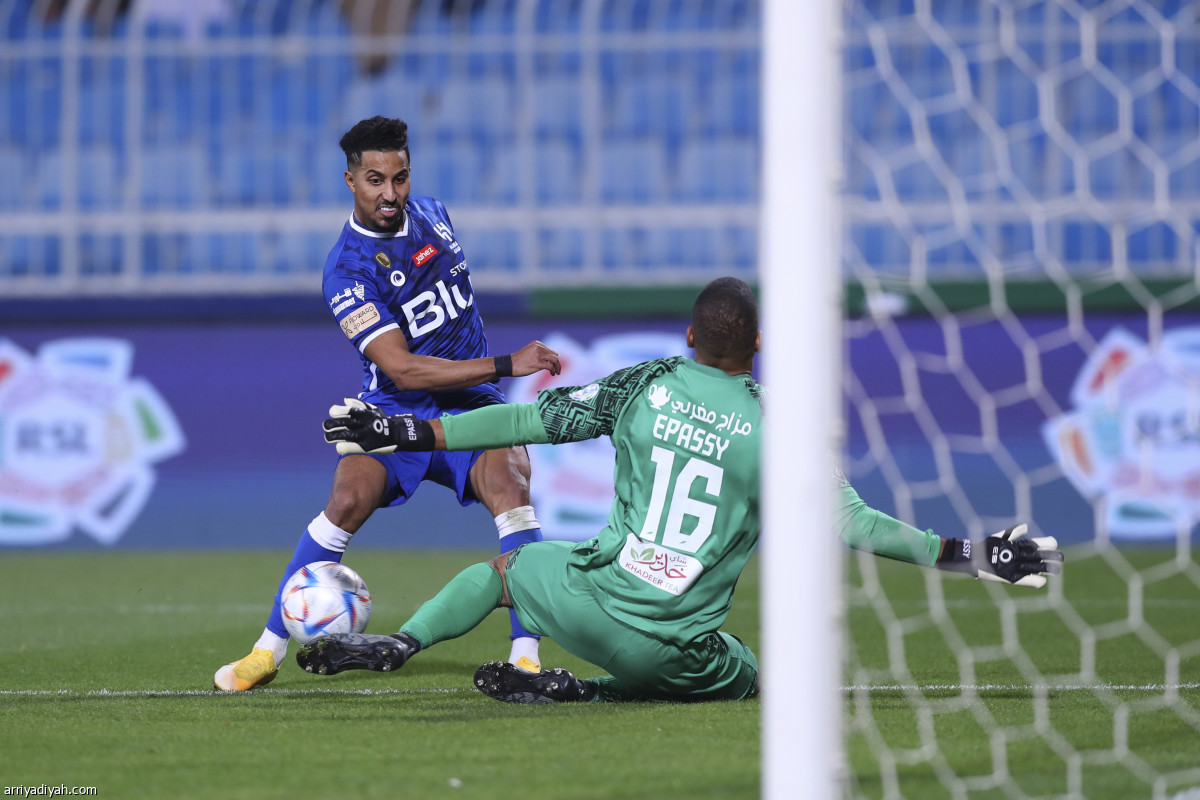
399, 562, 503, 649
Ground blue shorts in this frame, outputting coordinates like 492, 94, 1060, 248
346, 387, 503, 509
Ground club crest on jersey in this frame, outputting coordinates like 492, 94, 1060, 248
412, 244, 438, 267
433, 221, 462, 254
374, 252, 391, 269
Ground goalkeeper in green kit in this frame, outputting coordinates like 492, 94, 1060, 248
299, 277, 1063, 703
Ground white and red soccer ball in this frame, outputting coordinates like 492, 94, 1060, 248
281, 561, 372, 644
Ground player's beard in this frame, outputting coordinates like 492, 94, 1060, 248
372, 203, 404, 233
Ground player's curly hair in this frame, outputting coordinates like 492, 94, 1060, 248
339, 116, 410, 168
691, 277, 759, 361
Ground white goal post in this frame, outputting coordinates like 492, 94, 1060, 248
761, 0, 843, 798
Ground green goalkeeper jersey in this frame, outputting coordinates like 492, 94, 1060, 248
440, 356, 763, 648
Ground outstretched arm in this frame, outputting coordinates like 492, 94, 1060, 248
836, 474, 1063, 588
363, 330, 560, 392
323, 398, 552, 454
324, 359, 677, 454
835, 479, 942, 566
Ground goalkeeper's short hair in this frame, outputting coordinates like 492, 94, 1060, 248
691, 277, 758, 361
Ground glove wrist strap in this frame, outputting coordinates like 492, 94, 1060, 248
935, 537, 977, 576
390, 415, 436, 451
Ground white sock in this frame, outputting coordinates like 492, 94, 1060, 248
508, 635, 540, 667
254, 629, 289, 667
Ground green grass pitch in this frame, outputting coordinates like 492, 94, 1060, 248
2, 548, 1197, 799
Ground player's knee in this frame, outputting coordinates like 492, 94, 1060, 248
472, 449, 532, 511
323, 484, 377, 531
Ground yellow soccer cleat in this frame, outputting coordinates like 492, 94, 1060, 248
213, 648, 279, 692
514, 656, 541, 674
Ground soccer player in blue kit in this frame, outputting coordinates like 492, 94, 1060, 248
214, 116, 562, 691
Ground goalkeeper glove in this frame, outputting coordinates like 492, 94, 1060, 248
322, 398, 435, 455
937, 524, 1064, 588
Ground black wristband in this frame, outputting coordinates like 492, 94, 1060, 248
494, 354, 513, 378
935, 537, 975, 575
390, 414, 436, 451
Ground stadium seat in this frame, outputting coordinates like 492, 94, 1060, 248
604, 73, 691, 143
141, 144, 208, 208
408, 1, 454, 35
538, 227, 586, 271
310, 141, 353, 206
342, 71, 429, 139
1089, 148, 1154, 201
531, 76, 584, 140
535, 0, 581, 33
32, 150, 61, 210
468, 0, 517, 34
5, 233, 63, 279
534, 139, 582, 204
891, 160, 950, 203
663, 227, 717, 268
1008, 133, 1074, 199
80, 146, 123, 210
674, 138, 757, 202
420, 141, 484, 205
461, 228, 520, 273
480, 142, 518, 204
722, 224, 758, 271
599, 139, 668, 204
0, 146, 27, 209
703, 74, 758, 137
435, 77, 516, 143
599, 0, 656, 32
601, 227, 659, 270
80, 233, 122, 277
79, 81, 125, 148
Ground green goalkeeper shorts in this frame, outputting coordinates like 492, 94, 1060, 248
504, 540, 758, 702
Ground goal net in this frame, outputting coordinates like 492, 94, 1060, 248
839, 1, 1200, 797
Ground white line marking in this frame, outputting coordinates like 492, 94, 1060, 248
843, 683, 1200, 692
2, 684, 1196, 699
0, 687, 473, 697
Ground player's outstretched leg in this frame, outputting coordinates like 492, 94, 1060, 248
214, 513, 354, 691
296, 632, 421, 676
473, 661, 596, 704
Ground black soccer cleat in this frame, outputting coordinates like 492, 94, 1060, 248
295, 632, 420, 676
473, 660, 595, 704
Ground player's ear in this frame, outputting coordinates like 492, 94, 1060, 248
344, 170, 355, 192
686, 325, 695, 348
754, 330, 761, 353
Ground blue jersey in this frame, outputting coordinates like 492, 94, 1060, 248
322, 196, 504, 416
